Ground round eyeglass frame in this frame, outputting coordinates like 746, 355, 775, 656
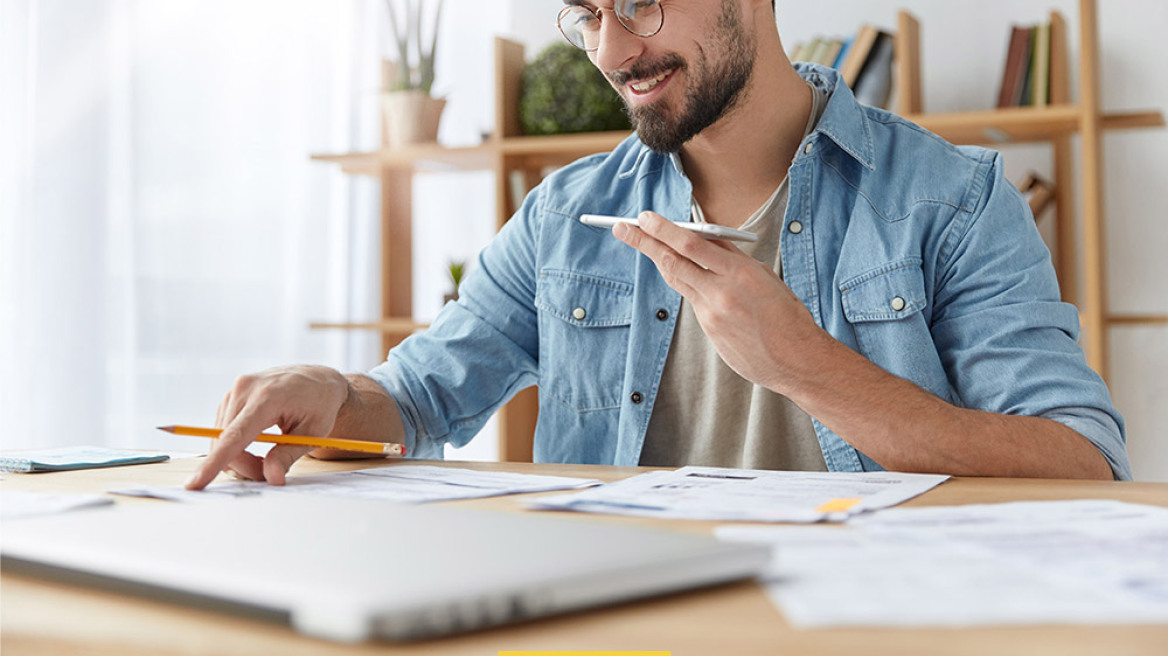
556, 2, 666, 53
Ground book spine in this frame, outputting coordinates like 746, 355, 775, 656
997, 25, 1032, 108
841, 24, 879, 87
1032, 21, 1051, 107
852, 32, 895, 109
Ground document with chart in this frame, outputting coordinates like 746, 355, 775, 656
529, 466, 949, 522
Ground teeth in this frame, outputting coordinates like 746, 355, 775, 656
631, 71, 670, 93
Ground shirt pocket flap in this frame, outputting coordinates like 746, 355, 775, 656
535, 270, 634, 328
840, 258, 927, 323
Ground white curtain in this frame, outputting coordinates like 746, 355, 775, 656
1, 0, 387, 452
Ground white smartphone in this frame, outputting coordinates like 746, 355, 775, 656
580, 214, 760, 243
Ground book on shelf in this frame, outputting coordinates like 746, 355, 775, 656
788, 22, 894, 110
852, 31, 895, 109
832, 36, 854, 69
840, 24, 881, 87
791, 37, 820, 63
1018, 29, 1035, 109
1031, 21, 1051, 107
997, 25, 1033, 108
821, 39, 845, 67
996, 17, 1059, 109
792, 36, 846, 67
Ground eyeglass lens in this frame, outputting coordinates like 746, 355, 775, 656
558, 1, 664, 51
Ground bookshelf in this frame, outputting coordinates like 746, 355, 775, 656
312, 0, 1163, 462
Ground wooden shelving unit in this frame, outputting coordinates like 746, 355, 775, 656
312, 0, 1163, 462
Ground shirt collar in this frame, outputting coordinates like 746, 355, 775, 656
794, 62, 877, 170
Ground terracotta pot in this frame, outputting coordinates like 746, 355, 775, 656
381, 91, 446, 149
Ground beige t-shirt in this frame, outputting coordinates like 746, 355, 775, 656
639, 83, 829, 472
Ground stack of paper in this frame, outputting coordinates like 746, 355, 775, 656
111, 465, 602, 505
530, 466, 949, 522
718, 499, 1168, 627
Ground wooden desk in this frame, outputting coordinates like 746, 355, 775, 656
3, 458, 1166, 656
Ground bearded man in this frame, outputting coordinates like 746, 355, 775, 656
188, 0, 1129, 490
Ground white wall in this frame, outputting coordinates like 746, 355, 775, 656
498, 0, 1168, 480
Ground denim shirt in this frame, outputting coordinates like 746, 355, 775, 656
368, 64, 1131, 481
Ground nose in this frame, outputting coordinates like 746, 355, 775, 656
590, 10, 643, 76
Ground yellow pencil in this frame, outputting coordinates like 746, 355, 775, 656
158, 425, 406, 457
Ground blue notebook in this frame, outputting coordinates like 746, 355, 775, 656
0, 447, 169, 473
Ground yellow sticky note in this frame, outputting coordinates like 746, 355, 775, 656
815, 498, 861, 513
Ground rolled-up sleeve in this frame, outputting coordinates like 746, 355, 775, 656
366, 185, 544, 459
930, 153, 1130, 480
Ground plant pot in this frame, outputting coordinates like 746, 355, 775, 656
381, 91, 446, 149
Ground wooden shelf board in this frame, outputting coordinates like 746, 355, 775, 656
312, 145, 494, 175
310, 131, 633, 176
309, 319, 430, 335
907, 106, 1164, 145
310, 152, 381, 177
1107, 314, 1168, 326
311, 108, 1164, 175
498, 131, 631, 156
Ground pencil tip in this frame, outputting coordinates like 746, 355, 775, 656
157, 425, 175, 433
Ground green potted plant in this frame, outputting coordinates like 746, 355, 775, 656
382, 0, 446, 148
520, 43, 631, 136
443, 259, 465, 305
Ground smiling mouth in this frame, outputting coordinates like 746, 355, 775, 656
628, 69, 675, 95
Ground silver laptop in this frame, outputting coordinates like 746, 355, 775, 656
1, 495, 770, 641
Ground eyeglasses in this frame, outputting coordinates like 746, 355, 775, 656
556, 1, 666, 53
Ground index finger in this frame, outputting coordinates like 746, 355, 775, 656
636, 211, 743, 274
184, 405, 273, 490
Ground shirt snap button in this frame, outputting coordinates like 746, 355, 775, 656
655, 309, 669, 321
891, 296, 906, 312
630, 391, 644, 404
803, 142, 813, 155
788, 221, 804, 235
572, 307, 587, 320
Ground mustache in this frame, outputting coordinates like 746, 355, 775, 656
607, 53, 685, 86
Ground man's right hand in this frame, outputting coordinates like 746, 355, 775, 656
184, 365, 351, 490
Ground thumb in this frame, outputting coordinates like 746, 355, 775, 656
261, 445, 313, 486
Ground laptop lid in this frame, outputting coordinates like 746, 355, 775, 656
1, 495, 770, 641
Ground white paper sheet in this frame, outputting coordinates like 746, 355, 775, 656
717, 499, 1168, 627
110, 465, 602, 504
530, 466, 948, 522
853, 499, 1168, 607
1, 491, 115, 520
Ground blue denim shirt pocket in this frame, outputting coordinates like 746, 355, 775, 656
839, 257, 949, 395
535, 269, 634, 411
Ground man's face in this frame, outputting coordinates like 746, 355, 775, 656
596, 1, 757, 153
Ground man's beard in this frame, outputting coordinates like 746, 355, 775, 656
611, 4, 756, 153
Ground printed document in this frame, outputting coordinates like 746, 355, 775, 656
530, 466, 948, 522
110, 465, 601, 504
717, 499, 1168, 627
